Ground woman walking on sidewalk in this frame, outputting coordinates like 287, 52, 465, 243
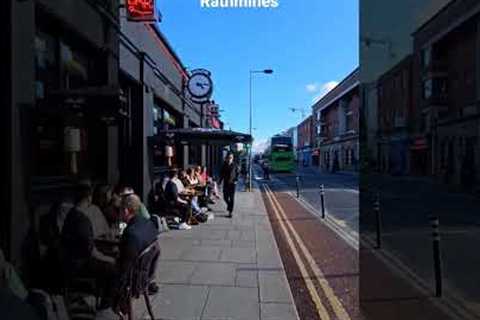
218, 153, 239, 218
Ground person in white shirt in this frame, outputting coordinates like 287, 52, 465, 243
84, 203, 113, 239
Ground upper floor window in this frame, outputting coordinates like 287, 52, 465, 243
423, 79, 433, 99
422, 46, 432, 68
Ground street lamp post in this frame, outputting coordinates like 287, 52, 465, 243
248, 69, 273, 191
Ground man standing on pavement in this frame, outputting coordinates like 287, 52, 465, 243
218, 152, 239, 218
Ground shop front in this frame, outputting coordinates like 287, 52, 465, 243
148, 128, 252, 180
31, 17, 122, 205
6, 0, 121, 278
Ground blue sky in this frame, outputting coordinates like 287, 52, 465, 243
156, 0, 358, 151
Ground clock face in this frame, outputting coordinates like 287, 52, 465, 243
187, 73, 213, 99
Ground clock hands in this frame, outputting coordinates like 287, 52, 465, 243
196, 82, 210, 89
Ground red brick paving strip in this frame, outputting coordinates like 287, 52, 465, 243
272, 191, 361, 320
262, 190, 321, 320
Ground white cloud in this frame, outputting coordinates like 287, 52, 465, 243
306, 83, 319, 93
312, 81, 339, 103
252, 139, 269, 154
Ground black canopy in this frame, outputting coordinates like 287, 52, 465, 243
148, 128, 253, 146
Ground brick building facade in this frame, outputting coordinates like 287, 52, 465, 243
413, 0, 480, 190
313, 69, 360, 172
377, 55, 414, 175
297, 115, 314, 166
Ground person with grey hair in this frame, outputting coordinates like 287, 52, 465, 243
118, 186, 151, 220
116, 193, 159, 296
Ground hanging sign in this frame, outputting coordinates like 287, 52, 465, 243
126, 0, 157, 22
64, 127, 81, 152
165, 145, 174, 158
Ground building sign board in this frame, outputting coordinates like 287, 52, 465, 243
126, 0, 157, 22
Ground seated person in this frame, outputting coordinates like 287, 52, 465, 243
84, 200, 113, 240
195, 166, 207, 186
118, 186, 151, 220
93, 184, 112, 213
186, 168, 199, 187
115, 194, 159, 302
174, 169, 207, 218
161, 174, 170, 192
179, 169, 190, 188
194, 166, 211, 208
0, 248, 28, 302
164, 169, 192, 230
39, 200, 74, 290
147, 180, 165, 216
103, 186, 123, 230
201, 166, 209, 184
61, 184, 116, 309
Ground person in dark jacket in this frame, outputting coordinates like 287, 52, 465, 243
61, 184, 116, 309
116, 194, 160, 299
218, 153, 239, 218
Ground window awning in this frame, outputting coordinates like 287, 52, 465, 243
148, 128, 253, 146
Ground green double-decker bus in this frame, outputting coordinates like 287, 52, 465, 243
269, 135, 295, 172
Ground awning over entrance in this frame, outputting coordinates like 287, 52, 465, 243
149, 128, 253, 146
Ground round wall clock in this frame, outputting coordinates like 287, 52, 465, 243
187, 69, 213, 102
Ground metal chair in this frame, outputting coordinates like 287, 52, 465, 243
115, 239, 160, 320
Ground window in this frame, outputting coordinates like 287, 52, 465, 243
423, 79, 433, 99
422, 46, 432, 68
60, 42, 90, 89
163, 109, 178, 129
35, 32, 59, 99
152, 106, 160, 135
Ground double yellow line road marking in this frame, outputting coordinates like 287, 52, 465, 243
263, 183, 351, 320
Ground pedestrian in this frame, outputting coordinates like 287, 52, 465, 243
218, 152, 239, 218
263, 163, 270, 180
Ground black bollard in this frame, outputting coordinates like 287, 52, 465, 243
374, 192, 382, 249
295, 176, 300, 198
320, 184, 326, 219
430, 216, 443, 297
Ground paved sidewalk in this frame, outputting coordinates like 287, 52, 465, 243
124, 186, 299, 320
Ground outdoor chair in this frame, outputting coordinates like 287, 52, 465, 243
115, 239, 161, 320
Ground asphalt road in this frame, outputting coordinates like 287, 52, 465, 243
263, 166, 359, 236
